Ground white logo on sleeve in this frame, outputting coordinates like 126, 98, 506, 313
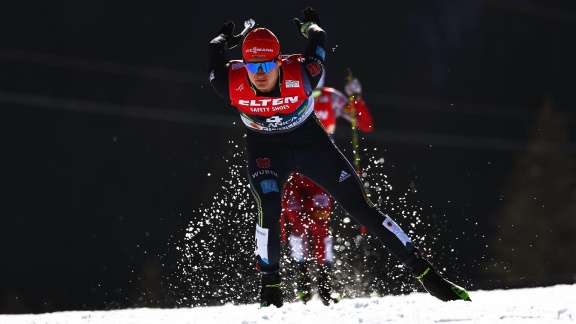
339, 170, 351, 182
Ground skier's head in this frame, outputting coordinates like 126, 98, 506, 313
242, 28, 280, 61
242, 28, 281, 93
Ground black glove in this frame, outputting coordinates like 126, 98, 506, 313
217, 21, 244, 49
293, 7, 321, 38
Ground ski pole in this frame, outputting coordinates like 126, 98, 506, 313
345, 68, 367, 235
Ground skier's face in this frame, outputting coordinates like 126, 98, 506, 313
245, 59, 280, 93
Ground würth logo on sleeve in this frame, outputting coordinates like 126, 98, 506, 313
256, 158, 271, 168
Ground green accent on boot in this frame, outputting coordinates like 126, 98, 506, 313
451, 285, 471, 301
265, 283, 282, 288
297, 290, 311, 302
259, 301, 269, 308
415, 267, 430, 280
296, 273, 312, 303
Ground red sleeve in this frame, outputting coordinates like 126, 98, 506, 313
354, 98, 374, 132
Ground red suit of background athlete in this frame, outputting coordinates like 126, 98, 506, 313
281, 85, 374, 272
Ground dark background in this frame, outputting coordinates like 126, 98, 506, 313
1, 0, 576, 314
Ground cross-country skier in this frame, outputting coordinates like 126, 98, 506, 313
207, 6, 471, 308
280, 74, 374, 305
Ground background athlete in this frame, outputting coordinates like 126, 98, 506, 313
280, 74, 374, 305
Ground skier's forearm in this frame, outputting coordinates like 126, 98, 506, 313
207, 36, 230, 98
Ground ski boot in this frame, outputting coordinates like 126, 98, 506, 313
260, 271, 283, 308
295, 262, 312, 303
405, 253, 471, 302
317, 265, 342, 306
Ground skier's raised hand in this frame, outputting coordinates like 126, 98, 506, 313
293, 7, 321, 38
217, 21, 244, 49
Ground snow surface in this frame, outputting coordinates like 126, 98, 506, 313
1, 284, 573, 324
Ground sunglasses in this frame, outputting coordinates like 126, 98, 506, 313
244, 59, 278, 74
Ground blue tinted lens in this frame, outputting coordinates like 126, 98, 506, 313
245, 62, 260, 73
261, 61, 276, 73
245, 60, 276, 73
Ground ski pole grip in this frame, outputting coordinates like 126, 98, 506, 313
240, 19, 256, 37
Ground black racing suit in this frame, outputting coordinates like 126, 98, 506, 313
207, 25, 417, 273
